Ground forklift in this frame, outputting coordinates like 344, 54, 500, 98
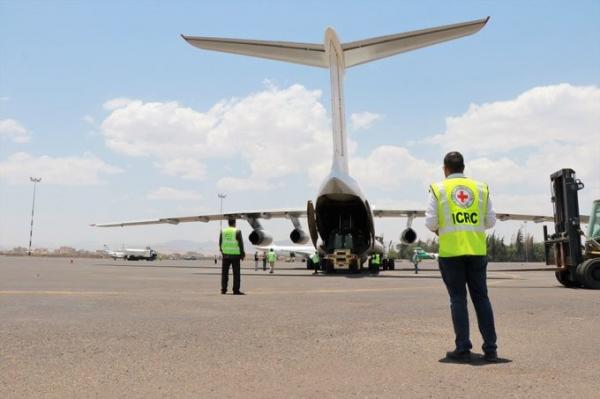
543, 169, 600, 289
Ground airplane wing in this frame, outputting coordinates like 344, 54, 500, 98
372, 210, 426, 218
91, 209, 307, 227
93, 208, 589, 227
372, 209, 589, 224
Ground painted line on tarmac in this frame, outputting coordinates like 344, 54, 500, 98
0, 290, 123, 296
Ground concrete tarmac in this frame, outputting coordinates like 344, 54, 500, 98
1, 255, 599, 398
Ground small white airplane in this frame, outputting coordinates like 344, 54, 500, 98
103, 245, 125, 260
255, 244, 316, 258
102, 245, 158, 261
93, 18, 572, 273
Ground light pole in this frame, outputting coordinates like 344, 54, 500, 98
524, 221, 528, 263
28, 177, 42, 256
218, 193, 227, 230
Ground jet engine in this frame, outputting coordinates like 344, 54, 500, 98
289, 228, 309, 244
400, 228, 417, 244
249, 229, 273, 246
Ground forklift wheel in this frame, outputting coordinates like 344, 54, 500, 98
577, 258, 600, 289
555, 270, 580, 288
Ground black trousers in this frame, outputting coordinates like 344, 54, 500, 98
439, 255, 497, 353
221, 256, 241, 292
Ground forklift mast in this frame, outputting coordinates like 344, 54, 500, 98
544, 169, 585, 267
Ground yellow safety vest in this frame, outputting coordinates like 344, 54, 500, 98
311, 253, 320, 264
267, 251, 277, 262
220, 227, 241, 255
372, 253, 381, 265
430, 177, 488, 257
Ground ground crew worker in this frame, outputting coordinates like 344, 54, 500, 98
425, 151, 498, 362
219, 219, 245, 295
262, 251, 267, 271
411, 251, 420, 274
254, 251, 259, 271
267, 248, 277, 274
311, 251, 320, 275
371, 253, 381, 271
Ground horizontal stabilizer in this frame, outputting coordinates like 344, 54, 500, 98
182, 17, 489, 69
181, 35, 327, 68
342, 17, 489, 67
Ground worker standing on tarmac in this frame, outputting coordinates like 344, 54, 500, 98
219, 219, 245, 295
425, 151, 498, 362
267, 248, 277, 274
371, 253, 381, 271
311, 251, 320, 275
254, 251, 259, 271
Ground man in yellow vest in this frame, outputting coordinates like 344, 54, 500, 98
425, 151, 498, 363
311, 251, 320, 275
267, 248, 277, 274
219, 219, 245, 295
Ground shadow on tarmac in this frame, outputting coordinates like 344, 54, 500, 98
439, 354, 513, 366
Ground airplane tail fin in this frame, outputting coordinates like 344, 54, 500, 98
181, 17, 488, 68
182, 18, 489, 175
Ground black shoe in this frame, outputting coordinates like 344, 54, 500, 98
233, 291, 245, 295
221, 290, 227, 295
484, 351, 498, 362
446, 349, 472, 362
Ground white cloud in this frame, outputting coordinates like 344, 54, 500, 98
350, 111, 382, 131
350, 84, 599, 223
156, 158, 206, 180
103, 97, 135, 110
100, 84, 332, 185
414, 84, 600, 217
147, 187, 203, 201
350, 146, 438, 191
0, 152, 122, 185
427, 83, 600, 155
0, 118, 30, 143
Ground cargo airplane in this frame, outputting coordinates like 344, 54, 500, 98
93, 17, 572, 273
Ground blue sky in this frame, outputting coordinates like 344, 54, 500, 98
1, 1, 599, 250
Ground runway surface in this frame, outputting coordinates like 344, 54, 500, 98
1, 256, 599, 398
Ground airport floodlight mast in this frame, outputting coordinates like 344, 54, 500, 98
218, 193, 227, 229
28, 177, 42, 256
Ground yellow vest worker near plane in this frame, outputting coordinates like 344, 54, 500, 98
267, 249, 277, 274
425, 151, 498, 363
219, 219, 246, 295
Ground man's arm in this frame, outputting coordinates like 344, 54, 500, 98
218, 231, 223, 255
236, 230, 245, 258
485, 193, 496, 229
424, 189, 439, 235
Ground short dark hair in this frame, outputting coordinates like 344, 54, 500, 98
228, 218, 236, 227
443, 151, 465, 173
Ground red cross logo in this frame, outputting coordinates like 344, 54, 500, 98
451, 185, 475, 208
